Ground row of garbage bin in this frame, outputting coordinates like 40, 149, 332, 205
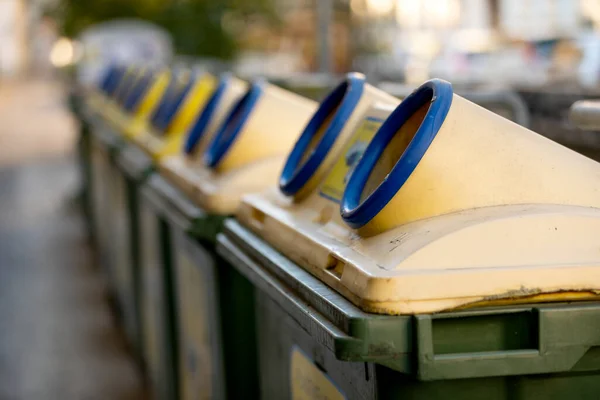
74, 63, 600, 400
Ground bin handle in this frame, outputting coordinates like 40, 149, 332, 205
414, 314, 591, 380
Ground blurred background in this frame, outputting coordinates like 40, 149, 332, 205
4, 0, 600, 85
7, 0, 600, 157
2, 1, 600, 399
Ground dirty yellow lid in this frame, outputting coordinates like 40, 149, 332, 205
239, 79, 600, 315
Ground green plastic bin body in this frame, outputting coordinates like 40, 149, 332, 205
218, 219, 600, 400
139, 174, 260, 400
173, 228, 224, 400
87, 116, 149, 361
139, 178, 179, 400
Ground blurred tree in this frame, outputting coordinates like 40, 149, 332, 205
48, 0, 281, 59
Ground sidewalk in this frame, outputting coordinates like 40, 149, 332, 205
0, 79, 146, 399
0, 79, 76, 166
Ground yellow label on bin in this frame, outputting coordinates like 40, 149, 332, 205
319, 117, 384, 203
290, 347, 346, 400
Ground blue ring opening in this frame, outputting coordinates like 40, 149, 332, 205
117, 68, 144, 105
99, 65, 117, 93
104, 69, 118, 95
114, 71, 136, 104
124, 71, 155, 112
183, 74, 229, 154
119, 78, 137, 106
106, 67, 126, 96
279, 73, 365, 196
203, 80, 264, 168
149, 79, 176, 128
105, 68, 122, 94
158, 77, 195, 132
340, 79, 453, 229
124, 71, 153, 112
148, 74, 194, 132
149, 74, 180, 129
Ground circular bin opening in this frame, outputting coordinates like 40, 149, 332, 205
279, 73, 365, 196
149, 77, 178, 129
156, 79, 193, 133
203, 81, 263, 168
341, 79, 453, 229
124, 71, 154, 112
99, 65, 117, 92
107, 67, 127, 97
116, 71, 137, 104
184, 76, 229, 155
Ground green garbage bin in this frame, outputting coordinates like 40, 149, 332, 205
89, 120, 125, 279
87, 67, 172, 363
88, 116, 149, 365
85, 82, 149, 355
80, 66, 131, 318
218, 219, 600, 400
129, 71, 218, 400
113, 142, 155, 365
85, 63, 137, 268
216, 77, 600, 400
70, 88, 95, 238
137, 74, 319, 400
139, 173, 259, 400
138, 174, 179, 400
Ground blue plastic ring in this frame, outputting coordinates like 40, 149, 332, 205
115, 72, 135, 104
156, 77, 195, 132
279, 73, 365, 196
203, 80, 264, 168
184, 74, 229, 154
103, 70, 116, 94
124, 71, 153, 111
340, 79, 453, 229
106, 67, 125, 96
149, 77, 177, 128
99, 65, 116, 93
119, 68, 144, 105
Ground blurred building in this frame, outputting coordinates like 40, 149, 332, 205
350, 0, 600, 87
0, 0, 61, 78
76, 20, 173, 87
233, 0, 352, 77
0, 0, 27, 77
